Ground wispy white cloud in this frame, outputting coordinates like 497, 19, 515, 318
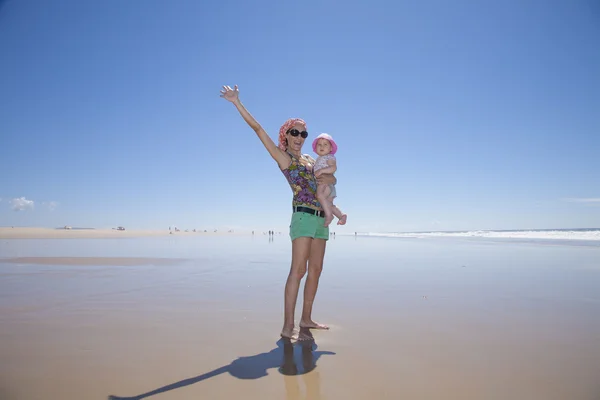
10, 197, 34, 211
563, 198, 600, 203
43, 201, 59, 211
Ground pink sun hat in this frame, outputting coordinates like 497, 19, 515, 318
312, 133, 338, 155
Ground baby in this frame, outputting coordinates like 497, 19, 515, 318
312, 133, 347, 227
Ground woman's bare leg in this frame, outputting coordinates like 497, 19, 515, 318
281, 237, 312, 339
316, 185, 334, 226
299, 238, 329, 333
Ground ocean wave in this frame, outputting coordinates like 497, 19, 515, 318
363, 229, 600, 241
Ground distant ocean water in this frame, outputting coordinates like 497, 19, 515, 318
359, 228, 600, 241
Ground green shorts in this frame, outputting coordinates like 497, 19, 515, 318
289, 211, 329, 241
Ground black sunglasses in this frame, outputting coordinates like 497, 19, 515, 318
288, 129, 308, 139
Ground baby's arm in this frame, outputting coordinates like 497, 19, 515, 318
314, 157, 337, 177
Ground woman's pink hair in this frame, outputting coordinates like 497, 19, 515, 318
278, 118, 307, 151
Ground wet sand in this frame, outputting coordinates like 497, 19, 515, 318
1, 236, 599, 399
0, 257, 186, 266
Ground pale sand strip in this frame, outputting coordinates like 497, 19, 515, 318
0, 257, 186, 266
0, 227, 245, 239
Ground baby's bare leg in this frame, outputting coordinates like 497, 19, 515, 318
325, 184, 347, 225
330, 201, 347, 225
316, 184, 334, 227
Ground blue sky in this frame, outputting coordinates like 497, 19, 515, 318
1, 0, 599, 233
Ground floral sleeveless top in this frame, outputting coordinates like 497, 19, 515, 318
281, 152, 322, 209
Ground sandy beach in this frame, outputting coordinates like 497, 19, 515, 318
1, 235, 599, 399
0, 227, 245, 239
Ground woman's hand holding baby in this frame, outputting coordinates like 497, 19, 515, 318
315, 172, 336, 186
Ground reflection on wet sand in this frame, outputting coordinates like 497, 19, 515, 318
108, 328, 334, 400
281, 329, 326, 400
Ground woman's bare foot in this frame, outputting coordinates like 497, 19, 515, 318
281, 325, 295, 339
324, 213, 334, 227
298, 327, 314, 341
337, 214, 347, 225
299, 320, 330, 330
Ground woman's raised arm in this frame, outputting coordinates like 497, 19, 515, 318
220, 85, 289, 168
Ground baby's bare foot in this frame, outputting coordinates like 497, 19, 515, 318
337, 214, 347, 225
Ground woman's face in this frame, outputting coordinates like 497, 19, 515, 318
286, 123, 307, 153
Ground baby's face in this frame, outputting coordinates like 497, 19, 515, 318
315, 138, 332, 156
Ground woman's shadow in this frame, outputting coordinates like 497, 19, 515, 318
108, 328, 335, 399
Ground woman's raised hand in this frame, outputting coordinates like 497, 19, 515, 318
220, 85, 239, 103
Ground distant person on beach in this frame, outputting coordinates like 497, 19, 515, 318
312, 133, 347, 227
220, 84, 333, 340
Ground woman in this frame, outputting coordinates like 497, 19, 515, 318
220, 84, 333, 340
